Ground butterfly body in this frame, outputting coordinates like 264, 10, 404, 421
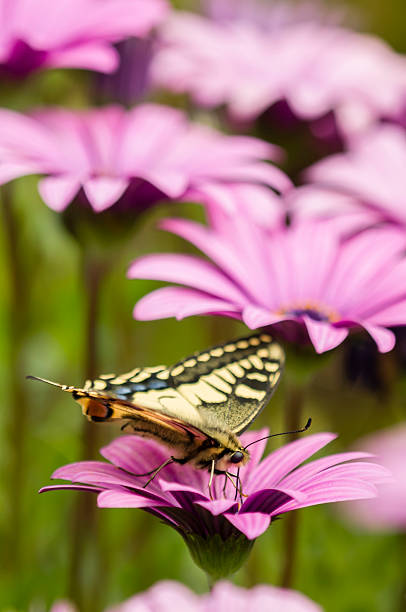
29, 333, 284, 471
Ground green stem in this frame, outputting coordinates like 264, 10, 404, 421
398, 533, 406, 611
280, 382, 306, 588
68, 249, 107, 611
1, 184, 27, 572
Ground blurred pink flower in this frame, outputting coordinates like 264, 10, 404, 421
106, 580, 323, 611
186, 182, 287, 230
41, 430, 389, 542
130, 213, 406, 353
50, 603, 77, 612
0, 104, 289, 213
306, 125, 406, 230
287, 186, 384, 237
342, 424, 406, 531
151, 6, 406, 136
0, 0, 168, 77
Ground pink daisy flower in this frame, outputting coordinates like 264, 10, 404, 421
305, 125, 406, 231
41, 430, 388, 545
129, 211, 406, 353
151, 5, 406, 136
342, 424, 406, 531
50, 581, 323, 612
106, 580, 323, 612
0, 104, 289, 213
0, 0, 168, 78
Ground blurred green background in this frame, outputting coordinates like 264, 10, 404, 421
0, 1, 405, 611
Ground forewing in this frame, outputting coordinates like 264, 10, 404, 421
80, 365, 207, 433
168, 333, 285, 435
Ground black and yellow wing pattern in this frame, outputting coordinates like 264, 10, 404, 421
80, 332, 284, 437
29, 333, 284, 469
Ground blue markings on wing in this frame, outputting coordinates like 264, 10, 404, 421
147, 379, 168, 390
110, 377, 169, 400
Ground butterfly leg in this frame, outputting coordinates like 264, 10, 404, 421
208, 460, 216, 500
222, 474, 228, 496
132, 457, 175, 488
214, 468, 247, 502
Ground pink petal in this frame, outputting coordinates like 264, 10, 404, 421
159, 480, 208, 499
46, 42, 119, 72
0, 161, 44, 184
211, 162, 292, 194
277, 479, 378, 514
303, 317, 349, 353
128, 254, 248, 304
140, 169, 189, 198
101, 436, 169, 475
160, 216, 258, 301
224, 511, 271, 540
279, 452, 373, 489
196, 499, 238, 515
133, 286, 241, 321
241, 488, 299, 514
242, 306, 288, 329
366, 300, 406, 327
246, 433, 337, 493
361, 323, 396, 353
83, 177, 128, 211
40, 484, 100, 494
52, 460, 115, 481
97, 490, 166, 508
38, 176, 80, 211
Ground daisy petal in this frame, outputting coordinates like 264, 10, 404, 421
133, 287, 241, 321
246, 434, 337, 493
361, 323, 396, 353
303, 317, 349, 353
224, 512, 271, 540
83, 177, 128, 212
38, 176, 80, 211
97, 490, 167, 508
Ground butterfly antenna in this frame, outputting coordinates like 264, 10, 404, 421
244, 418, 312, 450
26, 375, 74, 392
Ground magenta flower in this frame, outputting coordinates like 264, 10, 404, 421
151, 7, 406, 136
341, 424, 406, 531
106, 580, 323, 612
0, 0, 168, 78
41, 430, 388, 578
306, 125, 406, 231
130, 212, 406, 353
0, 104, 289, 213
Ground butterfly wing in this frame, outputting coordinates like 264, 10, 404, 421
78, 365, 209, 435
77, 333, 284, 437
168, 333, 284, 435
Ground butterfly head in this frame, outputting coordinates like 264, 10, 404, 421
194, 430, 250, 472
221, 447, 250, 471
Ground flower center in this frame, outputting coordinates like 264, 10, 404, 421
281, 302, 339, 323
287, 308, 330, 322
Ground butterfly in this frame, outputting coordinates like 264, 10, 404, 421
28, 333, 285, 492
